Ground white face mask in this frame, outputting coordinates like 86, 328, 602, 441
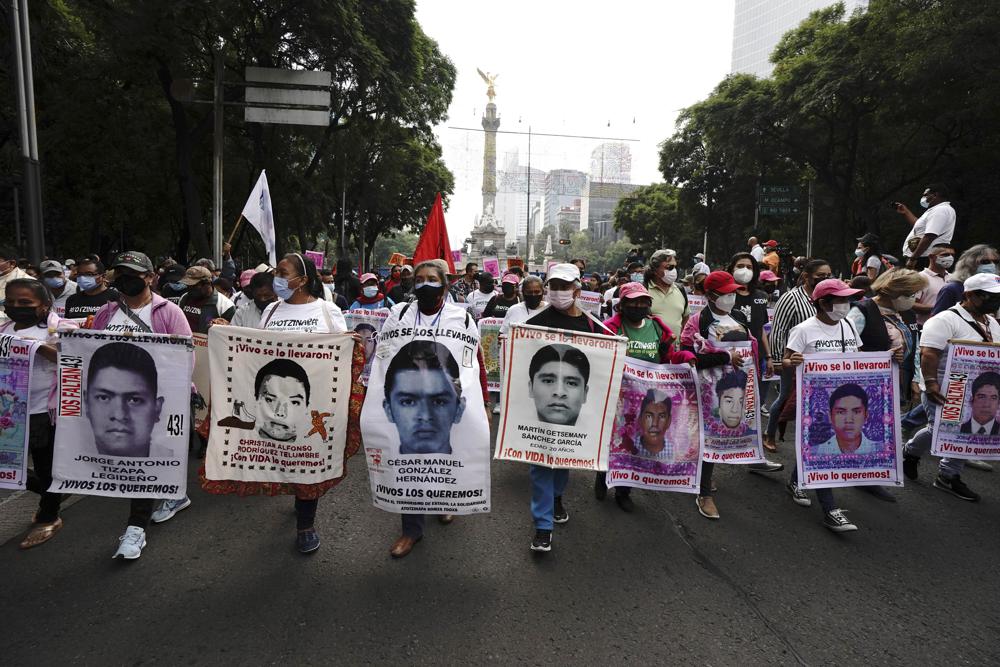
920, 196, 930, 209
935, 255, 954, 269
661, 268, 677, 284
547, 289, 576, 311
714, 292, 736, 314
826, 302, 851, 321
854, 249, 865, 258
732, 268, 753, 285
892, 295, 917, 312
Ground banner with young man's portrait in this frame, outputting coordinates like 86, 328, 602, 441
932, 340, 1000, 460
796, 351, 902, 489
495, 324, 626, 471
0, 336, 39, 490
698, 341, 764, 464
205, 325, 356, 485
343, 308, 389, 385
50, 330, 194, 499
606, 358, 703, 493
361, 303, 491, 515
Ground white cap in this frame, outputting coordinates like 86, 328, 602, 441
964, 273, 1000, 294
694, 253, 705, 261
545, 263, 581, 284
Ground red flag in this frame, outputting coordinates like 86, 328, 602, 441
412, 192, 455, 274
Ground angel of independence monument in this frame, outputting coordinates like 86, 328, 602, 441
465, 70, 510, 267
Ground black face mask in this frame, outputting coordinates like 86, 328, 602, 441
523, 294, 543, 309
502, 285, 515, 298
480, 284, 494, 294
414, 284, 442, 311
254, 298, 274, 312
114, 274, 147, 297
621, 305, 651, 322
401, 277, 414, 290
4, 305, 41, 325
979, 294, 1000, 315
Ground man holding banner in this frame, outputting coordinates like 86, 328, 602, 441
904, 273, 1000, 502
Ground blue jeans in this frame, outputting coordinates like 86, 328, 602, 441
904, 392, 965, 478
766, 367, 794, 438
530, 465, 569, 530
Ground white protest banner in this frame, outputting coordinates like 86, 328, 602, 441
361, 302, 491, 515
606, 358, 703, 493
796, 351, 902, 489
0, 336, 39, 490
205, 325, 355, 484
495, 323, 626, 470
932, 340, 1000, 460
577, 291, 602, 317
478, 317, 503, 391
698, 341, 764, 464
51, 330, 194, 499
688, 294, 708, 312
192, 333, 210, 431
343, 308, 389, 385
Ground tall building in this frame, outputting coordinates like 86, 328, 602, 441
582, 180, 638, 241
731, 0, 869, 78
589, 143, 632, 184
495, 149, 546, 246
543, 169, 587, 233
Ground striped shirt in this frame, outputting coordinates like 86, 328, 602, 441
769, 286, 815, 363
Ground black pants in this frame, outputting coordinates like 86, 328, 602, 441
594, 471, 631, 497
402, 513, 425, 538
25, 413, 62, 523
700, 462, 714, 497
295, 497, 318, 530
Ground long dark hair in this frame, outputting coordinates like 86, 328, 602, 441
5, 278, 52, 326
861, 239, 883, 271
727, 252, 760, 290
283, 253, 325, 299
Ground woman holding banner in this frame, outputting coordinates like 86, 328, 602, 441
595, 282, 694, 511
781, 278, 864, 532
680, 271, 783, 521
370, 260, 491, 559
249, 253, 349, 554
2, 278, 78, 549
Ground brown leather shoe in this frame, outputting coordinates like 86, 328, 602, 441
390, 534, 421, 558
763, 435, 778, 453
696, 495, 720, 520
437, 514, 454, 525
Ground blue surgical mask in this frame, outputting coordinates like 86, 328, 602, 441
167, 282, 186, 292
976, 263, 998, 275
272, 276, 294, 300
630, 272, 643, 283
920, 196, 930, 209
362, 285, 379, 298
43, 276, 65, 289
76, 275, 99, 292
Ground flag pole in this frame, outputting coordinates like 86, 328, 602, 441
225, 213, 244, 245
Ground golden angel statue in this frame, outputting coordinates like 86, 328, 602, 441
477, 68, 498, 101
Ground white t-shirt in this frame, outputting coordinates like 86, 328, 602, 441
902, 201, 956, 257
500, 301, 547, 336
467, 289, 496, 319
51, 280, 79, 317
104, 304, 153, 333
231, 299, 265, 329
785, 316, 861, 355
750, 245, 765, 263
261, 299, 347, 333
919, 305, 1000, 389
0, 322, 55, 414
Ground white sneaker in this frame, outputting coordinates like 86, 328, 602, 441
152, 496, 192, 523
113, 526, 147, 559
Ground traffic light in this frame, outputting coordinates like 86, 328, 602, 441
558, 238, 571, 245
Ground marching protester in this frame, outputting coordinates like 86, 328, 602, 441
912, 245, 954, 325
759, 270, 781, 305
853, 233, 888, 280
467, 272, 496, 318
482, 273, 520, 319
930, 244, 998, 316
387, 265, 415, 304
895, 183, 957, 270
680, 271, 783, 521
230, 271, 276, 329
781, 278, 864, 531
728, 253, 774, 378
89, 251, 193, 559
902, 274, 1000, 501
452, 262, 479, 300
348, 273, 395, 310
384, 264, 402, 294
499, 275, 546, 337
646, 249, 689, 346
596, 282, 694, 511
760, 240, 781, 276
177, 266, 236, 334
374, 260, 490, 558
158, 264, 188, 303
524, 263, 609, 552
252, 253, 349, 553
39, 260, 78, 318
333, 258, 362, 307
764, 259, 833, 452
63, 257, 118, 322
4, 279, 78, 548
845, 268, 927, 502
0, 247, 29, 312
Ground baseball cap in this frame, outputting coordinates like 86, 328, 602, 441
856, 232, 880, 244
764, 240, 778, 248
759, 270, 779, 282
619, 282, 651, 300
694, 253, 706, 261
812, 278, 864, 301
545, 263, 581, 285
64, 259, 76, 267
400, 264, 413, 274
239, 269, 256, 287
703, 271, 740, 294
360, 272, 378, 284
180, 265, 213, 286
112, 251, 154, 273
39, 260, 65, 276
501, 273, 519, 285
964, 273, 1000, 294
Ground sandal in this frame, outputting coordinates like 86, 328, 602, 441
19, 517, 63, 550
763, 436, 778, 453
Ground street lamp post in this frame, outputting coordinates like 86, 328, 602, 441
11, 0, 45, 263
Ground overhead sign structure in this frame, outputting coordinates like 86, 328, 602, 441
244, 67, 331, 127
758, 184, 800, 216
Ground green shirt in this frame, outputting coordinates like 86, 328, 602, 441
621, 319, 660, 362
649, 283, 689, 341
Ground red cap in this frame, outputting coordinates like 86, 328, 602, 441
703, 271, 740, 294
811, 278, 863, 301
764, 240, 778, 247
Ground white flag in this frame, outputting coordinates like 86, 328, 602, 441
240, 170, 277, 266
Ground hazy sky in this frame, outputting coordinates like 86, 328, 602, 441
415, 0, 736, 246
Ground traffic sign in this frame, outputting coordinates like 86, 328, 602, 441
758, 184, 800, 215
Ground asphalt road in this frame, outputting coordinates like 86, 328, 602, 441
3, 422, 1000, 666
